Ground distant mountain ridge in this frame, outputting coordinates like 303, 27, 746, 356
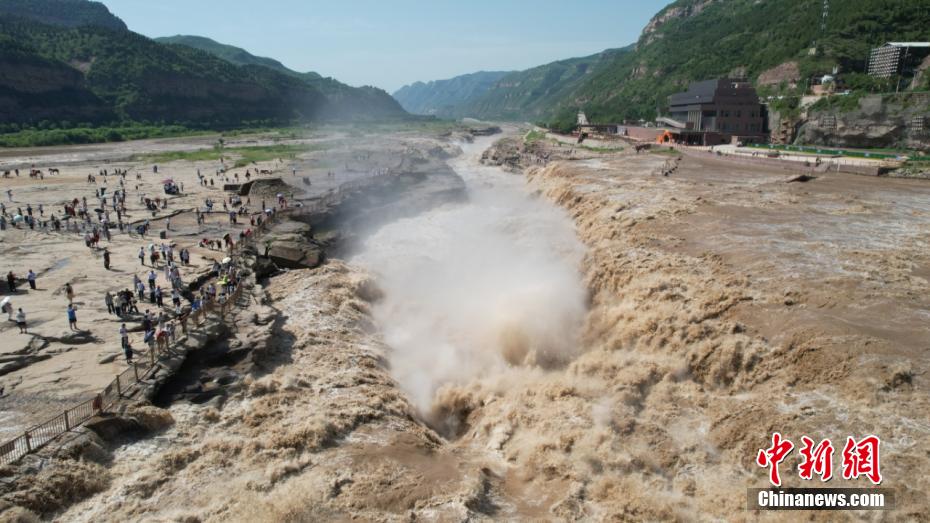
392, 71, 512, 117
155, 35, 323, 80
156, 34, 405, 121
462, 48, 631, 122
395, 0, 930, 133
0, 0, 125, 30
392, 47, 631, 123
0, 0, 406, 131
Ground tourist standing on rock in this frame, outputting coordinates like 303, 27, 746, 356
120, 324, 132, 364
120, 323, 128, 346
126, 291, 139, 314
67, 304, 78, 331
26, 270, 36, 290
114, 292, 125, 316
16, 308, 26, 333
142, 310, 152, 333
103, 249, 111, 270
64, 282, 74, 304
6, 271, 16, 293
144, 329, 156, 353
139, 247, 145, 266
105, 291, 115, 314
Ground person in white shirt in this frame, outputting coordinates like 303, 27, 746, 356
16, 308, 26, 333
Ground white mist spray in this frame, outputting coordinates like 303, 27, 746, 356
352, 138, 587, 418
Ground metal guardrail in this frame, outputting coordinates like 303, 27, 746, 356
0, 250, 252, 466
0, 282, 248, 467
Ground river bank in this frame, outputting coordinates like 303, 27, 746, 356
2, 127, 927, 520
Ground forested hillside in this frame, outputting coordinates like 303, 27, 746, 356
0, 0, 407, 137
393, 71, 512, 117
157, 35, 406, 120
155, 35, 323, 80
400, 0, 930, 131
0, 0, 125, 30
547, 0, 930, 130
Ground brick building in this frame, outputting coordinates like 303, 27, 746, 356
664, 79, 767, 145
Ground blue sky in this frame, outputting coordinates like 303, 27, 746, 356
103, 0, 669, 92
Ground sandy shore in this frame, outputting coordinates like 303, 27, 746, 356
0, 130, 416, 437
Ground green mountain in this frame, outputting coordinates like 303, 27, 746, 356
155, 35, 322, 80
404, 0, 930, 132
0, 32, 114, 125
155, 34, 405, 120
0, 0, 406, 132
392, 71, 513, 117
0, 0, 125, 30
549, 0, 930, 130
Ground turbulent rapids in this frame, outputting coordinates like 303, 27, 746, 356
4, 128, 928, 522
352, 138, 588, 431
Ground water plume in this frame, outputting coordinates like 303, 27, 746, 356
352, 138, 588, 424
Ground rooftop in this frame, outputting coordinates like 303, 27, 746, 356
884, 42, 930, 48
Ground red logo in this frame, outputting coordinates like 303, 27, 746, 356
841, 435, 882, 485
798, 436, 834, 482
756, 434, 883, 486
756, 432, 795, 486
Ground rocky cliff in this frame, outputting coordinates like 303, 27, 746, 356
0, 43, 113, 123
800, 94, 930, 150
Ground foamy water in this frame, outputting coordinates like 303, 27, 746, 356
351, 137, 588, 416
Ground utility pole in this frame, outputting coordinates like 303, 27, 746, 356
812, 0, 829, 53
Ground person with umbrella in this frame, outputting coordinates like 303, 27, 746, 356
1, 297, 12, 320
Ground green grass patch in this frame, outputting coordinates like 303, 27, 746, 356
579, 144, 623, 153
136, 143, 325, 168
746, 143, 908, 160
230, 144, 322, 168
0, 125, 210, 148
317, 119, 465, 137
651, 147, 681, 156
524, 129, 547, 143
